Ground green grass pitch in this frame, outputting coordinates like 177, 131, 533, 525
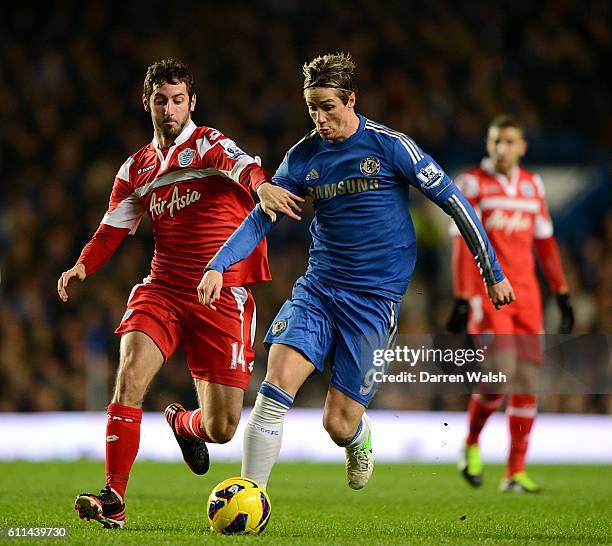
0, 462, 610, 545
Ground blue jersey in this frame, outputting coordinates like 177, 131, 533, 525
208, 115, 504, 301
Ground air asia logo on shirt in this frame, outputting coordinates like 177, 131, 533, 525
178, 147, 195, 167
485, 210, 532, 234
417, 162, 444, 189
360, 156, 381, 176
272, 319, 286, 334
150, 186, 201, 219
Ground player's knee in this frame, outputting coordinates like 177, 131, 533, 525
322, 413, 354, 444
202, 414, 239, 444
263, 372, 293, 395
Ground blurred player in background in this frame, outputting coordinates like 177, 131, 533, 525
57, 59, 301, 528
447, 114, 574, 493
199, 53, 514, 492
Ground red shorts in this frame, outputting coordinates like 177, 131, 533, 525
468, 291, 543, 364
115, 277, 256, 389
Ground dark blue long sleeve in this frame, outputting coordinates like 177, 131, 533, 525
434, 183, 505, 286
207, 205, 277, 273
392, 137, 505, 287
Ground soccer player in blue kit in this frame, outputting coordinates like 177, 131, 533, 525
199, 53, 515, 490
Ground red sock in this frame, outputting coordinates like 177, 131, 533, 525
174, 408, 212, 441
466, 393, 504, 445
105, 403, 142, 499
507, 394, 537, 476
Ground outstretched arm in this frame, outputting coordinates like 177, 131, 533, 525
199, 150, 304, 308
393, 139, 514, 309
57, 159, 142, 302
198, 205, 279, 308
439, 186, 514, 309
199, 128, 304, 219
57, 224, 129, 301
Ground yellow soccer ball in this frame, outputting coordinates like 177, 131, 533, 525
207, 477, 271, 535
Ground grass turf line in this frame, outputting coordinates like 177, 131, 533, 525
0, 462, 609, 545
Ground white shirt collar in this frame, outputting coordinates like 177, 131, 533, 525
152, 119, 197, 149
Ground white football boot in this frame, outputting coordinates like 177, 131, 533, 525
345, 414, 374, 490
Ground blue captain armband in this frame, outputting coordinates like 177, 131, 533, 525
207, 204, 278, 273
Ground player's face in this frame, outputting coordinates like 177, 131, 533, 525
304, 88, 357, 141
144, 81, 196, 144
486, 126, 527, 175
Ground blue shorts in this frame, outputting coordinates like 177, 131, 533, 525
263, 275, 399, 407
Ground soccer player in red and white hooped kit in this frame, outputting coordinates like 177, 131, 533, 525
447, 114, 574, 493
57, 59, 303, 528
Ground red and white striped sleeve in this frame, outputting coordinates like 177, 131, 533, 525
195, 128, 270, 191
76, 157, 144, 276
100, 157, 145, 234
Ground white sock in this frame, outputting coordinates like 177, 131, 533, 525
343, 414, 370, 449
241, 381, 293, 489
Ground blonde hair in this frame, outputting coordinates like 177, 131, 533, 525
303, 52, 356, 104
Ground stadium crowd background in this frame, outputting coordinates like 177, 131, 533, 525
0, 1, 610, 413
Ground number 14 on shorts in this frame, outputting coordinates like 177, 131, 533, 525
231, 342, 253, 372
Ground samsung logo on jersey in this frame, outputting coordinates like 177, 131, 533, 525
307, 178, 380, 200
